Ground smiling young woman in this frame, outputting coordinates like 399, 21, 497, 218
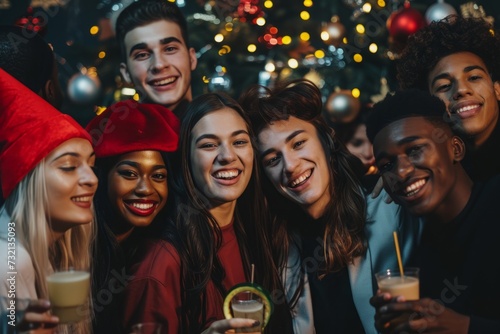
85, 100, 179, 333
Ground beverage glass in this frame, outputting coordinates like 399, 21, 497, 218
375, 267, 419, 300
231, 291, 264, 333
375, 268, 420, 326
46, 269, 90, 324
130, 322, 163, 334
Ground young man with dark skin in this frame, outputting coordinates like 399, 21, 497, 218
397, 15, 500, 181
115, 0, 197, 119
367, 89, 500, 334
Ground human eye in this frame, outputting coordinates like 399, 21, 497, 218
434, 82, 451, 93
350, 139, 363, 148
234, 137, 250, 146
132, 51, 150, 60
60, 166, 76, 172
163, 45, 179, 53
263, 155, 280, 168
199, 141, 217, 149
293, 140, 306, 149
377, 160, 393, 173
407, 145, 423, 158
152, 172, 167, 181
117, 169, 137, 178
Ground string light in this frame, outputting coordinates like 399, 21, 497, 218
282, 36, 292, 45
98, 51, 106, 59
264, 0, 273, 8
369, 43, 378, 53
300, 11, 310, 20
356, 24, 365, 34
90, 26, 99, 35
362, 3, 372, 13
351, 88, 360, 98
214, 34, 224, 42
314, 50, 325, 58
247, 44, 257, 52
288, 58, 299, 69
303, 0, 313, 7
300, 32, 310, 41
353, 54, 363, 62
256, 17, 266, 26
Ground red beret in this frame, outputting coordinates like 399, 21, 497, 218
85, 100, 179, 158
0, 68, 91, 199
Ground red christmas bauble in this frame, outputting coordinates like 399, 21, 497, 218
388, 4, 426, 42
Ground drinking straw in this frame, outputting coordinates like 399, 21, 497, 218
392, 231, 405, 277
250, 264, 255, 284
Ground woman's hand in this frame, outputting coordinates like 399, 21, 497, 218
201, 318, 260, 334
18, 299, 59, 332
371, 293, 470, 334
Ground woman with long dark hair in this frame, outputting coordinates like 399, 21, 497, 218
85, 101, 179, 333
122, 92, 293, 333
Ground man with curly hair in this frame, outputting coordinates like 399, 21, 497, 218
397, 15, 500, 181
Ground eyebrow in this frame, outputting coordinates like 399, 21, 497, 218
260, 130, 305, 157
52, 151, 95, 162
194, 129, 249, 144
128, 37, 183, 57
375, 135, 421, 161
430, 65, 488, 87
116, 160, 167, 170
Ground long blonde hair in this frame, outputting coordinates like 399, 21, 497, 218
5, 161, 94, 333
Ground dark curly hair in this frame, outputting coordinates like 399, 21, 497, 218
397, 15, 500, 90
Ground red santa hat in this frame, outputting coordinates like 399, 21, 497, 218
85, 100, 179, 158
0, 68, 91, 199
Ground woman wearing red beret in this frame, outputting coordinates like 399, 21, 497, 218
122, 93, 293, 333
85, 100, 179, 334
0, 69, 97, 333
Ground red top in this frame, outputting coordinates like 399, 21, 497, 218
122, 222, 246, 333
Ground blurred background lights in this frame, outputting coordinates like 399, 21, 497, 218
314, 50, 325, 58
369, 43, 378, 53
247, 44, 257, 52
265, 62, 276, 72
282, 36, 292, 45
356, 24, 365, 34
214, 34, 224, 42
303, 0, 313, 7
300, 32, 310, 41
351, 88, 361, 98
288, 58, 299, 69
362, 3, 372, 13
353, 53, 363, 62
300, 11, 310, 20
264, 0, 273, 9
90, 26, 99, 35
98, 51, 106, 59
256, 17, 266, 26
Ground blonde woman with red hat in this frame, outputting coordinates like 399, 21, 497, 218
0, 69, 98, 333
85, 100, 179, 334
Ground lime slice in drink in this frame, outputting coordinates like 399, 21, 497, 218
223, 282, 273, 328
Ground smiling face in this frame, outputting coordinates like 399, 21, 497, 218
44, 138, 98, 233
258, 116, 331, 219
120, 20, 197, 112
107, 150, 168, 229
428, 52, 500, 147
189, 107, 254, 206
373, 117, 466, 220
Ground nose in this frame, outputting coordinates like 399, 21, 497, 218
81, 164, 98, 190
217, 144, 237, 165
282, 152, 300, 176
362, 143, 374, 161
150, 54, 169, 73
396, 155, 415, 180
452, 79, 473, 100
135, 177, 154, 196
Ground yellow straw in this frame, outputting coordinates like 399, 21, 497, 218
392, 231, 405, 277
250, 264, 255, 284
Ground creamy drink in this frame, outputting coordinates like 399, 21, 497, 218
377, 276, 419, 300
231, 293, 264, 333
47, 270, 90, 323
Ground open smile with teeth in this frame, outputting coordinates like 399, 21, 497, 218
403, 179, 426, 197
72, 196, 92, 202
289, 169, 312, 188
151, 77, 176, 86
130, 202, 155, 210
213, 169, 240, 180
454, 104, 480, 114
